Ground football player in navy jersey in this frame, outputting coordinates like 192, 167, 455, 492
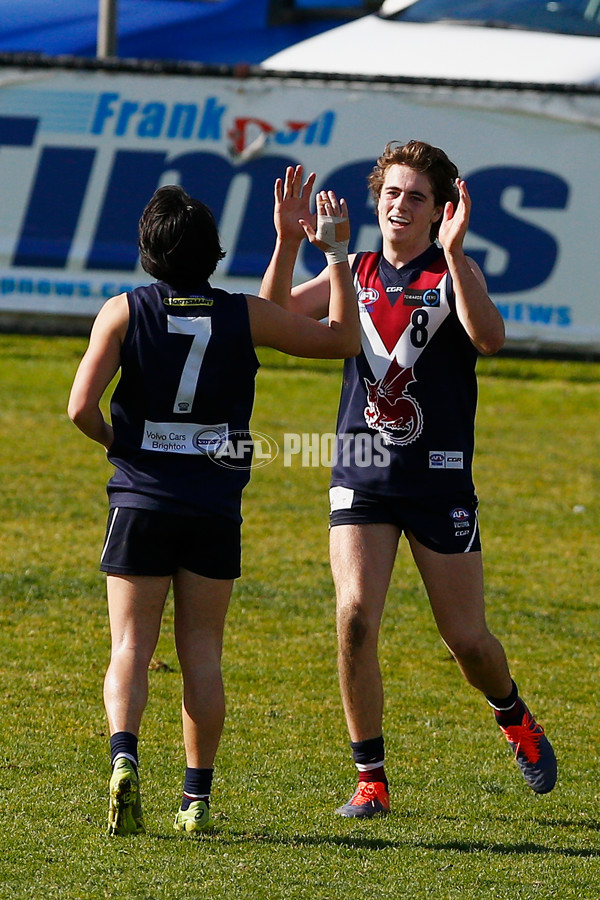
261, 141, 556, 818
68, 183, 359, 836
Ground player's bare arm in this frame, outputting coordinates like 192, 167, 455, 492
250, 190, 360, 358
438, 178, 505, 356
68, 292, 129, 448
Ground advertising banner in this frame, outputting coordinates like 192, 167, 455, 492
0, 62, 598, 351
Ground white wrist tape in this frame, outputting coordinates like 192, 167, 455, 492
316, 214, 349, 266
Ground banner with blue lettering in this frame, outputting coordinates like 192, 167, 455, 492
0, 64, 598, 352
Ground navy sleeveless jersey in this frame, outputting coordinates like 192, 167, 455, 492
106, 280, 259, 521
331, 245, 479, 497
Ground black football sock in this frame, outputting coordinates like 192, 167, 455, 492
486, 679, 525, 727
110, 731, 139, 769
350, 735, 388, 790
181, 767, 213, 810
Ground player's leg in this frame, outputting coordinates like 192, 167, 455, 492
104, 573, 171, 835
104, 574, 170, 734
407, 540, 509, 695
407, 535, 556, 793
172, 567, 234, 834
330, 522, 399, 817
332, 523, 400, 737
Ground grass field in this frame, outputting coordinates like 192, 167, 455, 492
1, 334, 600, 899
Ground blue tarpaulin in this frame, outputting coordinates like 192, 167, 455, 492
0, 0, 356, 64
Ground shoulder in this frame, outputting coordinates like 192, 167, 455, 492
210, 285, 247, 306
352, 250, 376, 266
93, 292, 129, 341
352, 250, 381, 277
245, 293, 269, 320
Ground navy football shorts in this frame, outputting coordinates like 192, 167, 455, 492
100, 506, 241, 579
328, 486, 481, 555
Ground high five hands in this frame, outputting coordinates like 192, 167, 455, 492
273, 164, 317, 244
437, 177, 471, 255
301, 190, 350, 266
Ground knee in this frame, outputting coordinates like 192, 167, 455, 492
444, 630, 493, 667
337, 600, 376, 654
109, 639, 154, 673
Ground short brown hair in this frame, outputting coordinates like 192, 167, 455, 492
138, 185, 226, 290
368, 140, 460, 241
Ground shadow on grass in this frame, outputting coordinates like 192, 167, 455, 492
414, 839, 600, 858
156, 825, 600, 859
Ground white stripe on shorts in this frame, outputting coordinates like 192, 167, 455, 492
100, 507, 120, 564
464, 506, 479, 553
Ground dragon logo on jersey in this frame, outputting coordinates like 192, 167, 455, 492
364, 359, 423, 446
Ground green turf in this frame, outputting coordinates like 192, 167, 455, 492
1, 335, 599, 899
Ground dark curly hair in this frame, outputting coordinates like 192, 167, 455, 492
138, 184, 226, 290
368, 140, 460, 241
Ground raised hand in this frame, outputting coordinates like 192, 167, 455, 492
273, 164, 317, 244
438, 178, 471, 256
301, 190, 350, 265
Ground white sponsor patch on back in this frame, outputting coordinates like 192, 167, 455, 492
141, 421, 228, 454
